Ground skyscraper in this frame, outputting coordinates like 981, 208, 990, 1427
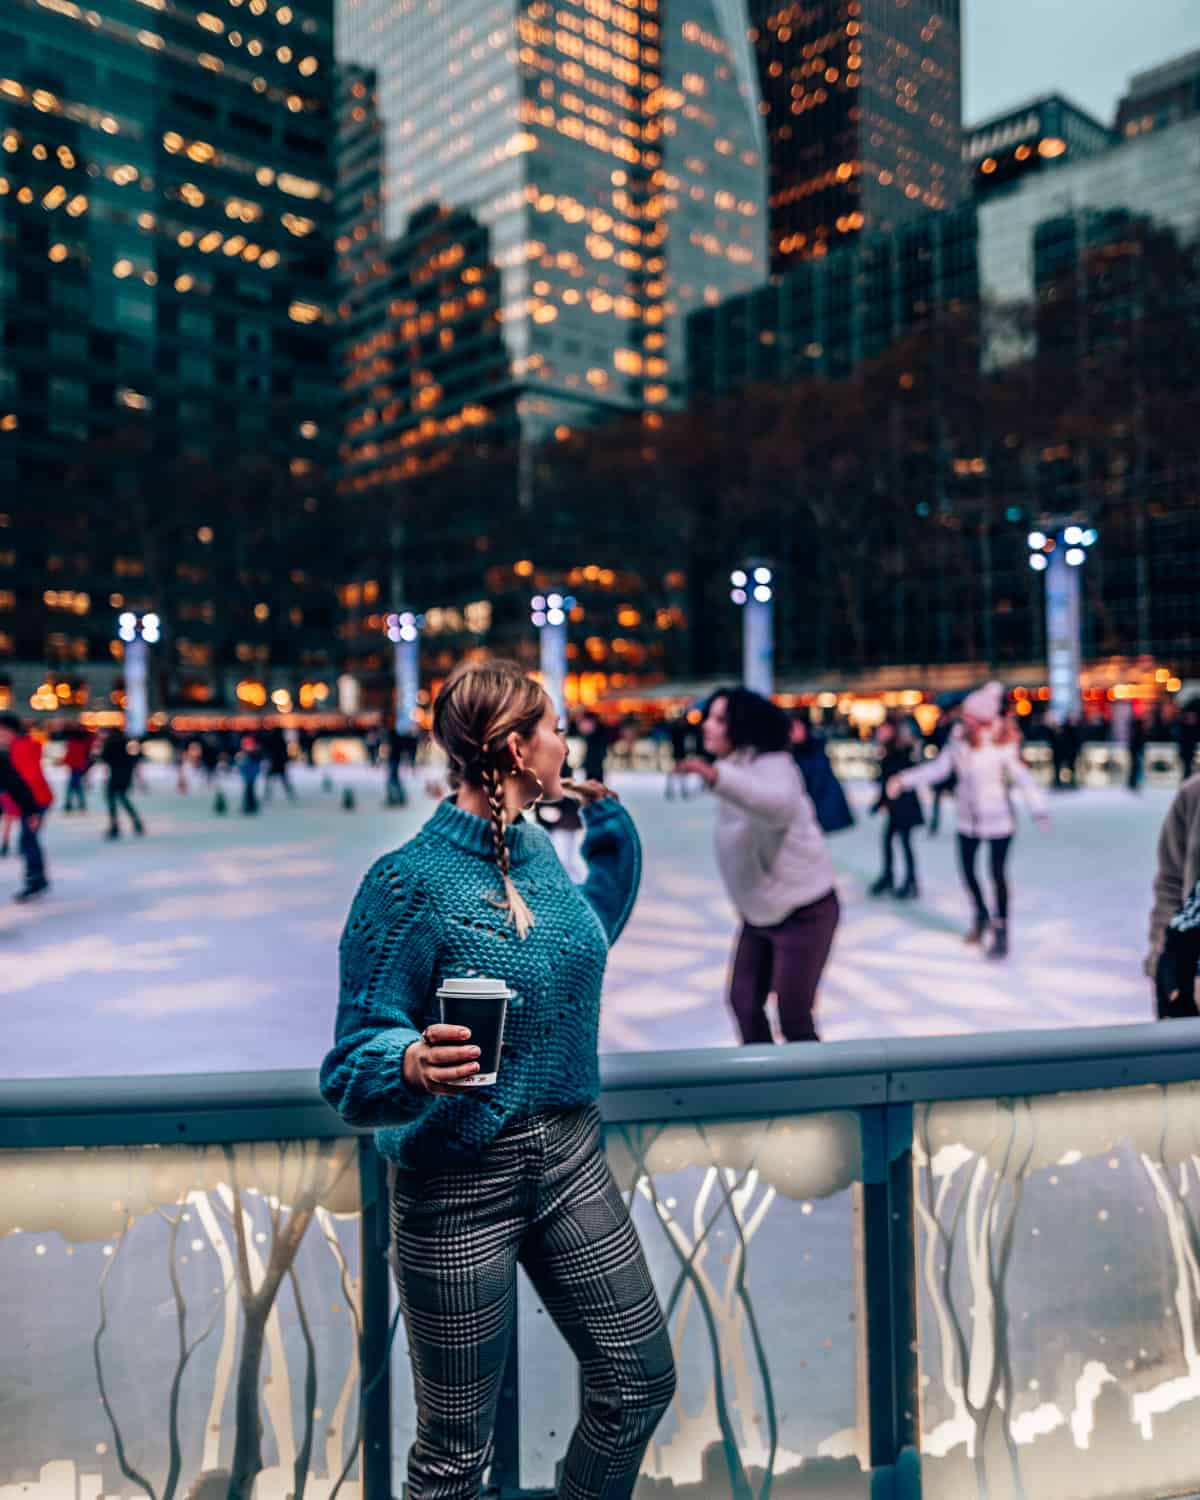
334, 0, 769, 703
0, 0, 339, 716
748, 0, 963, 270
964, 96, 1111, 201
1117, 49, 1200, 141
337, 0, 767, 431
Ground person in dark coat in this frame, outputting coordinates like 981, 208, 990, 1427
101, 729, 145, 838
262, 726, 296, 803
789, 715, 854, 835
1051, 715, 1082, 789
200, 732, 222, 783
871, 717, 923, 899
385, 726, 409, 806
236, 733, 263, 815
1128, 712, 1149, 793
576, 711, 609, 784
665, 712, 699, 800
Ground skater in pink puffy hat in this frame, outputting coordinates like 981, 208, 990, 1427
888, 681, 1050, 959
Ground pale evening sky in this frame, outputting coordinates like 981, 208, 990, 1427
964, 0, 1200, 127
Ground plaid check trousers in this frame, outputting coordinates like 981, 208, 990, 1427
389, 1104, 676, 1500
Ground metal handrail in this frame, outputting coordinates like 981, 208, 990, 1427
5, 1019, 1200, 1148
5, 1019, 1200, 1498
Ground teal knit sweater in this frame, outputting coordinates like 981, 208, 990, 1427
319, 796, 641, 1167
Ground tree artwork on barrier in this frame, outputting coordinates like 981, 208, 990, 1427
604, 1114, 871, 1500
914, 1083, 1200, 1500
0, 1139, 363, 1500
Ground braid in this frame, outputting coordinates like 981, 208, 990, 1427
481, 762, 535, 940
481, 762, 511, 879
433, 658, 545, 940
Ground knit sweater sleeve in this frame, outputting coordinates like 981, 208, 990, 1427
576, 797, 642, 945
319, 856, 441, 1128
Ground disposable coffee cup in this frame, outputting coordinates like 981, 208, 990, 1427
436, 977, 511, 1087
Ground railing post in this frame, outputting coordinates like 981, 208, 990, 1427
862, 1103, 920, 1500
360, 1141, 394, 1498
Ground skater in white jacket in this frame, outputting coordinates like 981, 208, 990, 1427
888, 682, 1049, 958
677, 688, 839, 1043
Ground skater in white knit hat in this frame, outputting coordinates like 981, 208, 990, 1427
888, 681, 1050, 959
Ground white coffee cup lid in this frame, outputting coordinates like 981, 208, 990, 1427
437, 977, 511, 998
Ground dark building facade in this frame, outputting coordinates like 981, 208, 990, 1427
748, 0, 963, 271
687, 200, 977, 392
0, 0, 339, 719
334, 184, 694, 707
1117, 49, 1200, 141
685, 108, 1200, 683
335, 64, 382, 298
964, 95, 1112, 201
976, 112, 1200, 676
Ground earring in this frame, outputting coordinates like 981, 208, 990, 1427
512, 761, 545, 808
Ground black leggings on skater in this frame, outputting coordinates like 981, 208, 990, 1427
957, 834, 1012, 922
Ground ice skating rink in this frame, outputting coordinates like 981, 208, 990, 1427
0, 760, 1164, 1080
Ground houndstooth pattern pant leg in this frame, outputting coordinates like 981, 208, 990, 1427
390, 1104, 676, 1500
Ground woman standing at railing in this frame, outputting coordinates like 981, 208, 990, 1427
888, 681, 1049, 960
320, 657, 674, 1500
676, 687, 839, 1044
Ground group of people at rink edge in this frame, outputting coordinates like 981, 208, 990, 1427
318, 656, 1200, 1499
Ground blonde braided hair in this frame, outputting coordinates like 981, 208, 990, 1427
433, 658, 544, 939
480, 761, 535, 939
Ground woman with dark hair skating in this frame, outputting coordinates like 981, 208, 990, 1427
677, 686, 839, 1044
889, 681, 1049, 959
321, 657, 674, 1500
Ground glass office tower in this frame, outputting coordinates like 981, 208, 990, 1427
747, 0, 963, 270
337, 0, 767, 428
964, 95, 1112, 201
687, 111, 1200, 680
334, 0, 769, 701
1117, 49, 1200, 141
687, 199, 978, 392
0, 0, 339, 715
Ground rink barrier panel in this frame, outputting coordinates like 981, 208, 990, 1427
5, 1018, 1200, 1500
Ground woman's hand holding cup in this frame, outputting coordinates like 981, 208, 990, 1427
404, 1024, 481, 1096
